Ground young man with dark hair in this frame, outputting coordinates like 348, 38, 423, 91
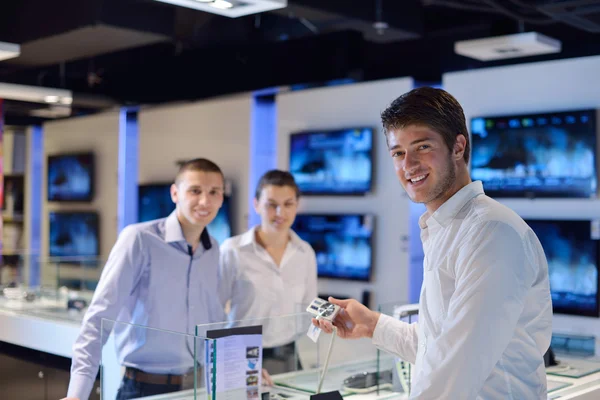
67, 158, 227, 400
313, 87, 552, 399
219, 169, 317, 381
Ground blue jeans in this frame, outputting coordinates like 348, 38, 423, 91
115, 376, 182, 400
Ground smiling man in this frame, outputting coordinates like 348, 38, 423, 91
219, 170, 317, 380
67, 158, 227, 400
313, 87, 553, 399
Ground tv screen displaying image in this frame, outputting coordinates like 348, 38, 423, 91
47, 153, 95, 201
470, 109, 597, 198
526, 219, 599, 317
289, 128, 373, 195
292, 214, 374, 281
49, 212, 99, 257
138, 183, 233, 245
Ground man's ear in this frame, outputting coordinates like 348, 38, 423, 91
170, 183, 178, 204
253, 197, 260, 214
454, 135, 467, 161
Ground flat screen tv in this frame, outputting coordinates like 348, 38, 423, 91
470, 109, 597, 198
289, 128, 374, 195
526, 219, 599, 317
292, 214, 374, 281
137, 183, 232, 245
47, 153, 95, 201
49, 211, 99, 257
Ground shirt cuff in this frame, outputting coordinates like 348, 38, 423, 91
372, 313, 394, 348
67, 373, 95, 400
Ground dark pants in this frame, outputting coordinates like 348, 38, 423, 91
262, 342, 303, 375
115, 376, 182, 400
115, 368, 198, 400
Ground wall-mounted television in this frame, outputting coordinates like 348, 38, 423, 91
49, 211, 99, 257
292, 214, 374, 281
138, 183, 233, 245
47, 152, 95, 202
289, 128, 374, 195
470, 109, 597, 198
525, 219, 599, 317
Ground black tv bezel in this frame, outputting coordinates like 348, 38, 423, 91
525, 218, 600, 318
288, 127, 375, 196
137, 182, 175, 223
469, 109, 598, 199
292, 213, 376, 282
47, 152, 95, 202
48, 210, 100, 258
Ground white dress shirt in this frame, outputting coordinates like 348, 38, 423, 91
218, 226, 318, 347
372, 181, 552, 399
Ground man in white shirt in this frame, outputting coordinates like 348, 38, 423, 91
313, 87, 553, 399
219, 170, 318, 379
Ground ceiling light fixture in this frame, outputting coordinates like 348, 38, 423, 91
211, 0, 233, 9
0, 82, 73, 105
0, 41, 20, 62
454, 32, 561, 61
152, 0, 286, 18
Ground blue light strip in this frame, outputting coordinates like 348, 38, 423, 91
117, 107, 139, 233
248, 92, 277, 229
28, 125, 43, 286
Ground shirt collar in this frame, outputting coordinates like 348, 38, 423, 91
239, 225, 305, 252
419, 181, 484, 229
164, 210, 212, 250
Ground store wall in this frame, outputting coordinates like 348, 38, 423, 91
138, 94, 252, 237
277, 78, 415, 306
42, 111, 120, 285
443, 55, 600, 338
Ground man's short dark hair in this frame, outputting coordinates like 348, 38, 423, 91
175, 158, 224, 185
380, 87, 470, 164
255, 170, 300, 200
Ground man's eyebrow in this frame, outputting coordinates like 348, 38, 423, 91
410, 137, 433, 146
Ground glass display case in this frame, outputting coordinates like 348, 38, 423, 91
0, 254, 103, 323
101, 318, 213, 400
196, 312, 408, 400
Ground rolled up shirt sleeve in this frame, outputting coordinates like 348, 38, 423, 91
410, 221, 536, 399
372, 314, 419, 364
67, 226, 145, 400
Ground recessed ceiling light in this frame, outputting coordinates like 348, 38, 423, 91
211, 0, 233, 9
44, 95, 60, 103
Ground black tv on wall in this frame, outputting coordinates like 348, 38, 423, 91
289, 128, 374, 195
47, 152, 95, 202
526, 218, 600, 318
49, 211, 99, 258
470, 109, 597, 198
292, 213, 375, 281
